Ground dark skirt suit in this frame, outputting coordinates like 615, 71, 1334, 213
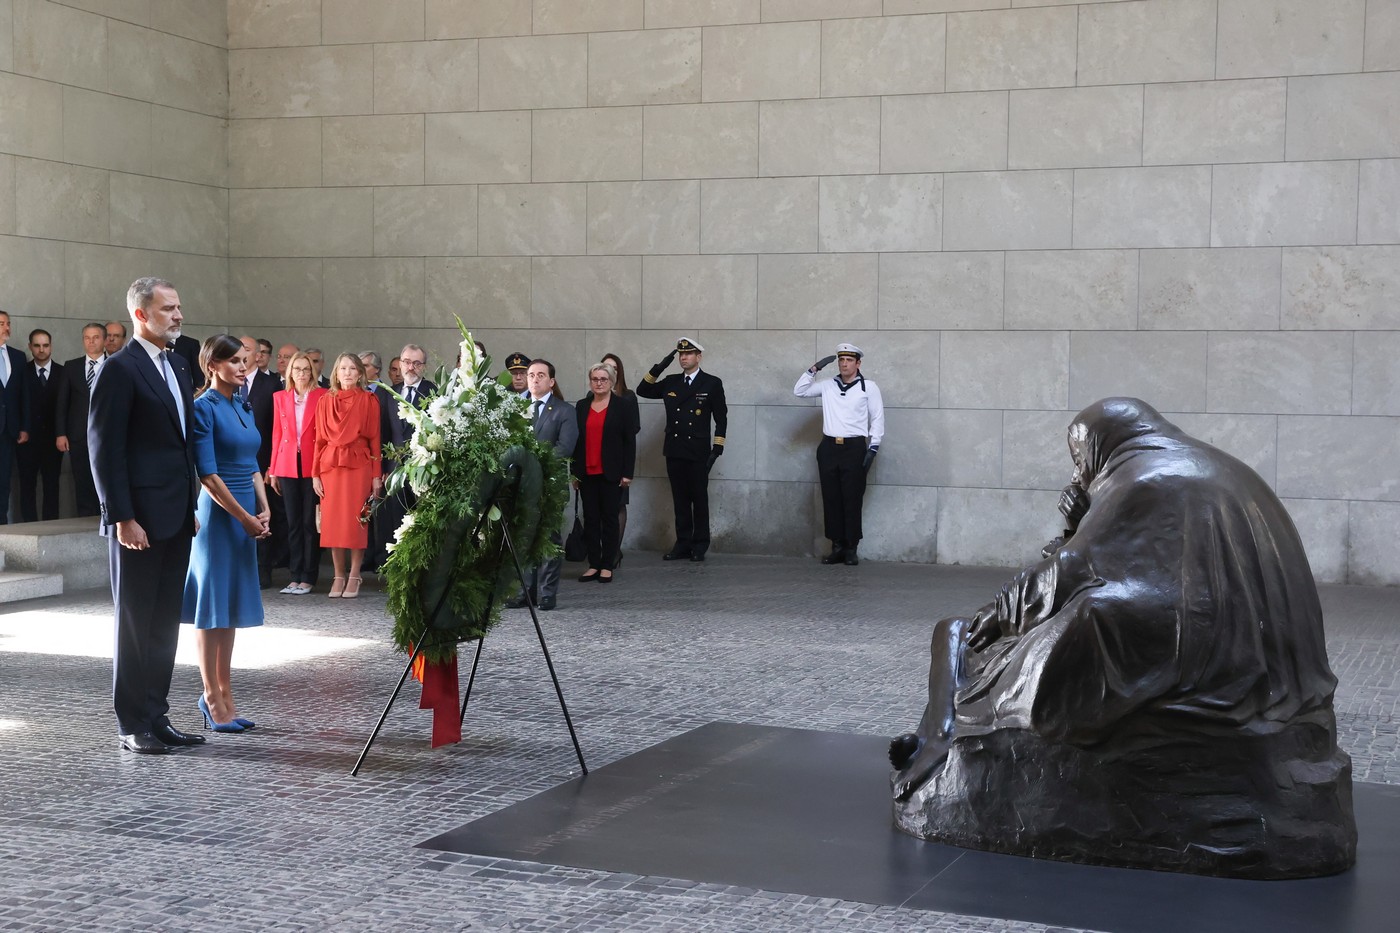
271, 387, 326, 584
572, 396, 638, 571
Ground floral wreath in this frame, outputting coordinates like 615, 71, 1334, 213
382, 322, 569, 664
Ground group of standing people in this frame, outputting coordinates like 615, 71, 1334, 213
506, 336, 887, 613
91, 273, 885, 753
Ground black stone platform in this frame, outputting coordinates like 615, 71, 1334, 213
421, 722, 1398, 933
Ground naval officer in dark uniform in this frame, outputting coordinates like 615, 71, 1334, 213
637, 337, 727, 561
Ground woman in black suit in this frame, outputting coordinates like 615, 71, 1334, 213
572, 361, 637, 582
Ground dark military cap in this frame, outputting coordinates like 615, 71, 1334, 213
505, 352, 531, 371
676, 337, 704, 353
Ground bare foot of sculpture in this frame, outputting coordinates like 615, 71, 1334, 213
892, 737, 950, 802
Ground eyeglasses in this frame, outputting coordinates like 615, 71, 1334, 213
589, 376, 611, 383
402, 359, 426, 369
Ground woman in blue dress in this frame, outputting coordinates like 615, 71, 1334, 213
182, 334, 270, 733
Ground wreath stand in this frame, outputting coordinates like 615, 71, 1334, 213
351, 476, 588, 777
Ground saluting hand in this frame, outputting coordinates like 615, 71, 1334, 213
811, 355, 837, 373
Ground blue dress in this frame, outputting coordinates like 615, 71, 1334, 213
182, 391, 265, 630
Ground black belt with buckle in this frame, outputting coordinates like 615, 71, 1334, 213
829, 435, 867, 445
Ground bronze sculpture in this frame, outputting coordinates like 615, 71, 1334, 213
890, 398, 1356, 879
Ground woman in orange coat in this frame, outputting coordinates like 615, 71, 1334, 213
312, 353, 382, 599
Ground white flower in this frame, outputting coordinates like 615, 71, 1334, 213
424, 433, 444, 452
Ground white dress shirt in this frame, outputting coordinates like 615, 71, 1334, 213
794, 370, 885, 448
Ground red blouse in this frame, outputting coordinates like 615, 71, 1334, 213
585, 404, 608, 475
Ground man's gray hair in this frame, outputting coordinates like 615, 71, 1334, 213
358, 350, 383, 369
126, 277, 174, 314
400, 343, 426, 359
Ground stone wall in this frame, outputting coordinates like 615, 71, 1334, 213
215, 0, 1400, 582
0, 0, 229, 358
6, 1, 1400, 582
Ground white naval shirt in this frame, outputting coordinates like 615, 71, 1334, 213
794, 370, 884, 448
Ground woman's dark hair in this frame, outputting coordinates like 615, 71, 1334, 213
197, 334, 244, 396
601, 352, 630, 395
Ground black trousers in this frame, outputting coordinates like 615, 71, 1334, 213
69, 442, 100, 517
374, 485, 415, 570
665, 456, 711, 554
816, 436, 868, 547
579, 474, 623, 571
279, 474, 321, 585
17, 438, 61, 521
110, 532, 192, 734
0, 434, 14, 523
268, 483, 289, 566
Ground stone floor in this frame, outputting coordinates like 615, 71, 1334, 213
0, 554, 1395, 932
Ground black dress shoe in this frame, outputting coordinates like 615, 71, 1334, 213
689, 552, 706, 562
119, 732, 171, 755
539, 596, 557, 611
844, 547, 859, 566
662, 549, 691, 561
820, 548, 846, 565
153, 723, 206, 746
505, 593, 531, 609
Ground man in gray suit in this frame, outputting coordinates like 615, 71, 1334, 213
507, 359, 577, 611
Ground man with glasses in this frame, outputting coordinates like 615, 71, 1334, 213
377, 345, 436, 556
305, 348, 329, 388
104, 320, 128, 355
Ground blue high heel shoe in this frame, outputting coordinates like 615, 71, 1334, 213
198, 695, 244, 733
233, 717, 256, 730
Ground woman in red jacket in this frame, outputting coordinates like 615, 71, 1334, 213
312, 353, 382, 599
269, 351, 326, 595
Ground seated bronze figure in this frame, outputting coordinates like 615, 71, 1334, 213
890, 398, 1356, 879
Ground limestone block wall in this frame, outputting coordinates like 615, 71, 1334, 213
219, 0, 1400, 582
0, 0, 229, 362
6, 0, 1390, 580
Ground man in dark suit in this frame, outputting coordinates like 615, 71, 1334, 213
240, 336, 279, 587
17, 328, 62, 522
506, 360, 578, 611
637, 337, 728, 562
55, 323, 107, 517
306, 347, 330, 388
360, 351, 394, 571
89, 277, 203, 755
0, 310, 32, 524
171, 332, 204, 389
377, 343, 436, 558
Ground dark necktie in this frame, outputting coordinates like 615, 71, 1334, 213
86, 358, 96, 388
685, 375, 692, 387
406, 385, 416, 406
534, 399, 543, 420
38, 367, 47, 389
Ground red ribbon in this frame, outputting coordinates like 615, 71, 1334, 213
411, 651, 461, 748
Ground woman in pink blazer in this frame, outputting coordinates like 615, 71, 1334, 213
268, 351, 327, 594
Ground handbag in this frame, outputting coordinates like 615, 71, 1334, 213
563, 490, 587, 562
